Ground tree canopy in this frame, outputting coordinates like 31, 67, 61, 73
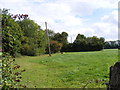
2, 9, 109, 56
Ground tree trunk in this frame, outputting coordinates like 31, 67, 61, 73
108, 62, 120, 90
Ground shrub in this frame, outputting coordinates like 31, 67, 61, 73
46, 41, 63, 54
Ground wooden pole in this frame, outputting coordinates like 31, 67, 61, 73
45, 22, 51, 56
71, 36, 72, 43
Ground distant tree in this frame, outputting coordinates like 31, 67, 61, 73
73, 34, 86, 51
104, 41, 118, 49
75, 34, 86, 40
17, 19, 38, 37
73, 34, 86, 44
52, 33, 62, 42
18, 19, 47, 56
99, 37, 105, 48
52, 32, 68, 44
86, 36, 104, 51
46, 41, 62, 53
45, 29, 55, 40
37, 30, 47, 55
71, 34, 105, 52
60, 32, 68, 52
61, 32, 68, 45
62, 43, 73, 52
44, 31, 69, 54
100, 37, 105, 43
104, 41, 111, 49
51, 32, 68, 52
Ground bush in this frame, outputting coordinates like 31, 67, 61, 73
21, 44, 37, 56
46, 41, 63, 54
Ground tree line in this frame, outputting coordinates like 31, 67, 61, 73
2, 9, 118, 56
104, 40, 119, 49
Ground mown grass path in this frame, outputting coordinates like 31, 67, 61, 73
16, 49, 118, 88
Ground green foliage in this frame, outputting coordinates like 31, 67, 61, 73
20, 37, 37, 56
75, 34, 86, 40
52, 32, 68, 45
52, 32, 68, 52
1, 9, 26, 89
17, 19, 38, 37
36, 30, 47, 55
86, 36, 105, 51
61, 32, 68, 45
46, 41, 62, 54
52, 33, 62, 42
2, 9, 23, 56
2, 52, 26, 89
18, 19, 47, 56
45, 29, 55, 39
71, 34, 105, 52
104, 40, 119, 49
18, 19, 37, 56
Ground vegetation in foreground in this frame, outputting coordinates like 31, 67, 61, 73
15, 49, 118, 88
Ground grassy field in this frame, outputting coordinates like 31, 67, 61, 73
15, 49, 118, 88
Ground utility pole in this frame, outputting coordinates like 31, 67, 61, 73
71, 36, 72, 43
45, 22, 51, 56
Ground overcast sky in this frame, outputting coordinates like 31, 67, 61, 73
0, 0, 119, 42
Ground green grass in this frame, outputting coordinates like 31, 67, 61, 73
15, 49, 118, 88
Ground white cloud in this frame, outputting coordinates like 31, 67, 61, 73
90, 10, 118, 41
101, 10, 118, 24
0, 0, 118, 42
